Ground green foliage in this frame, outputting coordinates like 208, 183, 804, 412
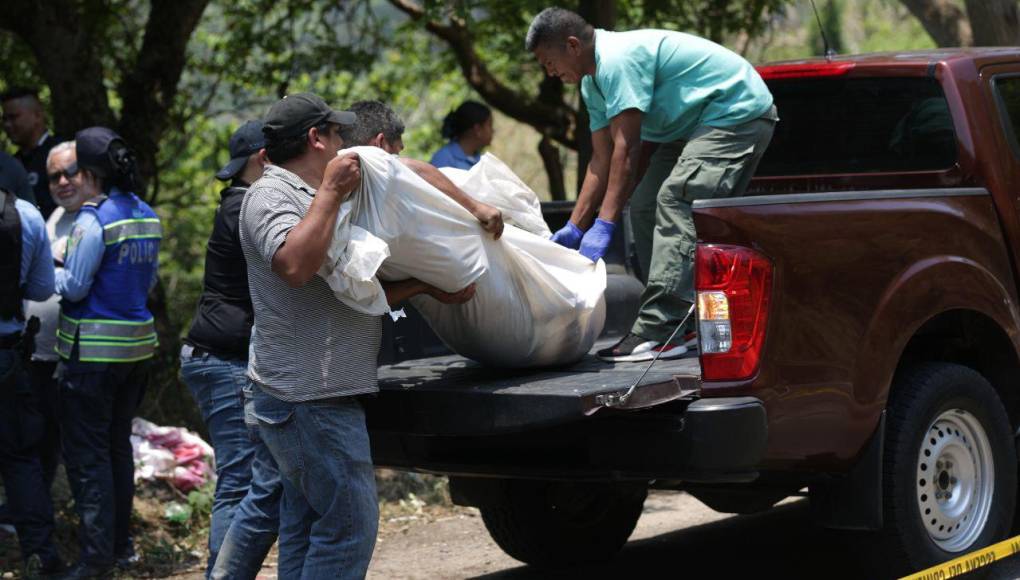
853, 0, 936, 53
750, 0, 937, 63
188, 482, 216, 520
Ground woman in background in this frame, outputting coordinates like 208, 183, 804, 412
430, 100, 493, 170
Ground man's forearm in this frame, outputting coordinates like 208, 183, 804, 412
598, 140, 641, 225
382, 278, 428, 307
570, 157, 610, 230
401, 158, 478, 213
272, 187, 344, 287
636, 141, 659, 186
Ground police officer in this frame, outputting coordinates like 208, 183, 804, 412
0, 183, 63, 575
55, 127, 162, 578
2, 88, 61, 217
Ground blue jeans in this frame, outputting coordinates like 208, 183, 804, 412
251, 385, 378, 580
210, 383, 283, 580
59, 357, 148, 566
180, 347, 257, 576
0, 348, 59, 568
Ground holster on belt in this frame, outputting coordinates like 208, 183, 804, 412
21, 315, 39, 363
0, 316, 45, 450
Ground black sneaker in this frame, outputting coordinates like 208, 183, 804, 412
597, 333, 689, 362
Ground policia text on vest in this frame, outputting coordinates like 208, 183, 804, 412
57, 194, 162, 363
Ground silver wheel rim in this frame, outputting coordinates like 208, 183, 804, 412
915, 408, 995, 552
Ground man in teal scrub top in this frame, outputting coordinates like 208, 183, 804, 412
527, 7, 777, 362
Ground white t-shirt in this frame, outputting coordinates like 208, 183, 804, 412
26, 206, 76, 361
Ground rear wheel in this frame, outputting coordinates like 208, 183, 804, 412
477, 479, 647, 568
877, 362, 1016, 575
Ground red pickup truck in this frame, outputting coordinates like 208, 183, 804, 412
368, 48, 1020, 577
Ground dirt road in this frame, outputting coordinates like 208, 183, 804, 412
172, 491, 1019, 579
367, 491, 1019, 580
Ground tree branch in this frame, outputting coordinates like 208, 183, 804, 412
388, 0, 577, 149
538, 136, 566, 201
900, 0, 973, 47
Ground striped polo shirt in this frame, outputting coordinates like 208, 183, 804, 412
239, 164, 381, 402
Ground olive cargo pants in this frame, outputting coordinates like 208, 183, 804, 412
629, 106, 777, 342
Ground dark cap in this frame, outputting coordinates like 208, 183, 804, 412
75, 126, 126, 177
216, 120, 266, 181
263, 93, 356, 141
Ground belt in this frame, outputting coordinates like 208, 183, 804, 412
0, 333, 22, 349
182, 343, 246, 361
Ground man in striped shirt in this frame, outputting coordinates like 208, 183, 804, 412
239, 93, 475, 578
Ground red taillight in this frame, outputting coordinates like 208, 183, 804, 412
695, 244, 773, 381
756, 62, 855, 80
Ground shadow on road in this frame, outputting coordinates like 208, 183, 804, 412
469, 500, 1018, 580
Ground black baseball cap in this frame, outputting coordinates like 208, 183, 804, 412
217, 120, 266, 180
75, 126, 125, 178
263, 93, 357, 141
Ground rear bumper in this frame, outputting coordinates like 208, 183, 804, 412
368, 396, 768, 483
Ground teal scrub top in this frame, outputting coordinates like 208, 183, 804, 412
581, 29, 773, 143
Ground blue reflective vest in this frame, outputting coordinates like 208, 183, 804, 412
57, 193, 162, 362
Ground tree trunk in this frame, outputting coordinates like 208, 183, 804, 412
575, 101, 592, 195
965, 0, 1020, 46
899, 0, 974, 47
705, 0, 728, 43
535, 75, 568, 198
117, 0, 210, 196
579, 0, 617, 28
538, 136, 566, 201
0, 0, 116, 136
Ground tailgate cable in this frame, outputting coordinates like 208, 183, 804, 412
598, 303, 696, 408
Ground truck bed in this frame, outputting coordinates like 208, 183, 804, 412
366, 340, 700, 436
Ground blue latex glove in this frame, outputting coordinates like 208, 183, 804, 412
550, 221, 584, 249
579, 218, 616, 262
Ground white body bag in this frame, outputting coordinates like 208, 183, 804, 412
319, 147, 606, 368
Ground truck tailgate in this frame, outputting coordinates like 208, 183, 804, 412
367, 343, 700, 436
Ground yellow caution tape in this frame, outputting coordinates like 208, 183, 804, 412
899, 534, 1020, 579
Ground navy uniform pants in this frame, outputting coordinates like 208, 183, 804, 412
0, 345, 60, 567
58, 355, 148, 567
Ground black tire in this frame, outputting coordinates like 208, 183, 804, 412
477, 479, 647, 568
876, 362, 1016, 577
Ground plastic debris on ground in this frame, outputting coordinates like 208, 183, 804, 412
132, 417, 215, 492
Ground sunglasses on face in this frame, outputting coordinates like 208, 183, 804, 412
48, 161, 80, 184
